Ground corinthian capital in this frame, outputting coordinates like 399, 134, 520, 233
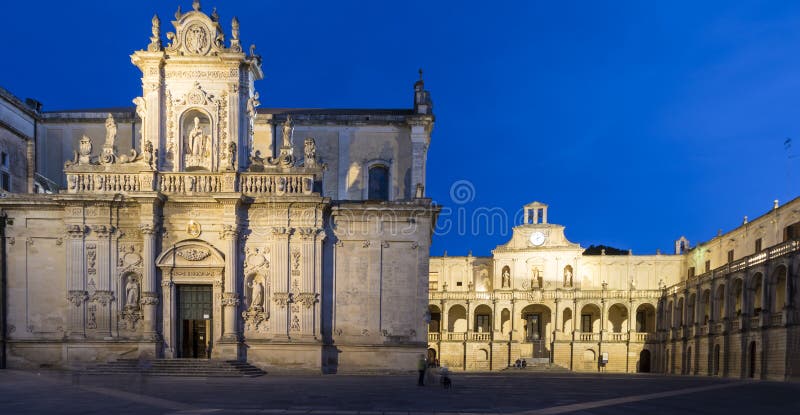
139, 223, 157, 235
220, 224, 239, 240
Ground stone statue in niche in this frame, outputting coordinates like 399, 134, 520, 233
501, 267, 510, 288
125, 275, 139, 309
531, 266, 543, 289
563, 266, 573, 287
250, 281, 263, 311
183, 115, 211, 170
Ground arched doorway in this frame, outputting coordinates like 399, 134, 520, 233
749, 341, 757, 378
427, 348, 438, 366
156, 240, 226, 359
713, 344, 720, 375
638, 349, 651, 373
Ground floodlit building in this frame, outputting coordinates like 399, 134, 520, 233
0, 1, 438, 373
428, 200, 800, 380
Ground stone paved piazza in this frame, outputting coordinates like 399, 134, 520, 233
0, 370, 797, 414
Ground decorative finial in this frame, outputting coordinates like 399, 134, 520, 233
174, 5, 182, 20
249, 44, 256, 56
743, 215, 748, 224
193, 0, 201, 12
148, 14, 161, 52
418, 68, 423, 81
211, 7, 219, 21
774, 199, 780, 209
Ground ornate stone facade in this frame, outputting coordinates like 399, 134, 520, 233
429, 201, 800, 381
0, 1, 437, 373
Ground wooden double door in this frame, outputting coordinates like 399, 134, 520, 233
177, 285, 213, 358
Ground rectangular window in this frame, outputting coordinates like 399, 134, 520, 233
581, 314, 592, 332
688, 267, 695, 279
705, 260, 711, 273
784, 222, 800, 241
0, 151, 7, 167
456, 281, 462, 287
755, 238, 762, 252
727, 250, 734, 263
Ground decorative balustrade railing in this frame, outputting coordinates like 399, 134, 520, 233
471, 332, 492, 341
428, 333, 440, 342
771, 313, 784, 326
606, 332, 627, 342
731, 319, 741, 331
445, 332, 467, 341
633, 332, 652, 342
577, 332, 600, 342
750, 315, 760, 329
64, 171, 317, 196
429, 289, 663, 302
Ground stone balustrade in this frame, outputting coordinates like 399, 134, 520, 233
471, 332, 492, 341
428, 332, 440, 342
577, 332, 600, 342
605, 332, 627, 342
750, 315, 760, 329
632, 332, 652, 342
430, 288, 662, 302
771, 312, 784, 326
64, 171, 318, 196
446, 332, 467, 341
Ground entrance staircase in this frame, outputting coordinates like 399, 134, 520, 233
84, 359, 266, 377
505, 357, 569, 373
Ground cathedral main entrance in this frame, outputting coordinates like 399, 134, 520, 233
177, 284, 213, 358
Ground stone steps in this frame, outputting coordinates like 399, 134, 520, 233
84, 359, 266, 377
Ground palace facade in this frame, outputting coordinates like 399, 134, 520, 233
428, 201, 800, 380
0, 1, 437, 372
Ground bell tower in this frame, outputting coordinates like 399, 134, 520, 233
130, 0, 263, 172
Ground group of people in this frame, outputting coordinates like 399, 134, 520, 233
514, 358, 528, 369
417, 355, 450, 387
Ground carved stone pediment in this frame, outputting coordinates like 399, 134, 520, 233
165, 3, 226, 57
156, 240, 224, 269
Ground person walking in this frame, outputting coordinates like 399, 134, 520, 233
417, 354, 427, 386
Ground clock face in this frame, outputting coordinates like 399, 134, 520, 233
530, 231, 545, 246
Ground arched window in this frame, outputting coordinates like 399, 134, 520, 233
368, 165, 389, 200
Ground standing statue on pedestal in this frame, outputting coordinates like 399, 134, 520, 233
282, 116, 293, 148
125, 276, 139, 309
188, 117, 205, 157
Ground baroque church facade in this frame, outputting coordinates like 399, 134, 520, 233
429, 201, 800, 380
0, 1, 437, 372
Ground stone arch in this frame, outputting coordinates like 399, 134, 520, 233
500, 308, 511, 334
731, 278, 744, 316
713, 343, 721, 375
582, 348, 596, 370
714, 284, 725, 320
687, 292, 696, 325
473, 304, 492, 332
363, 159, 393, 201
579, 303, 601, 332
666, 299, 674, 328
750, 272, 764, 315
638, 349, 651, 373
685, 345, 692, 375
562, 307, 573, 332
606, 303, 628, 333
748, 341, 758, 378
675, 297, 684, 327
772, 265, 788, 313
519, 304, 551, 342
701, 289, 711, 324
635, 303, 656, 332
447, 304, 467, 332
476, 348, 489, 361
428, 304, 442, 333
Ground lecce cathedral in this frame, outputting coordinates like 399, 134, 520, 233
0, 1, 798, 379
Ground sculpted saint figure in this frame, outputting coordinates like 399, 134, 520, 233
188, 117, 204, 156
282, 116, 293, 147
502, 268, 510, 288
105, 114, 117, 147
251, 281, 263, 310
126, 276, 139, 308
564, 267, 573, 287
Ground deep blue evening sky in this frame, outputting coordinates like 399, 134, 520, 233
2, 0, 800, 256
